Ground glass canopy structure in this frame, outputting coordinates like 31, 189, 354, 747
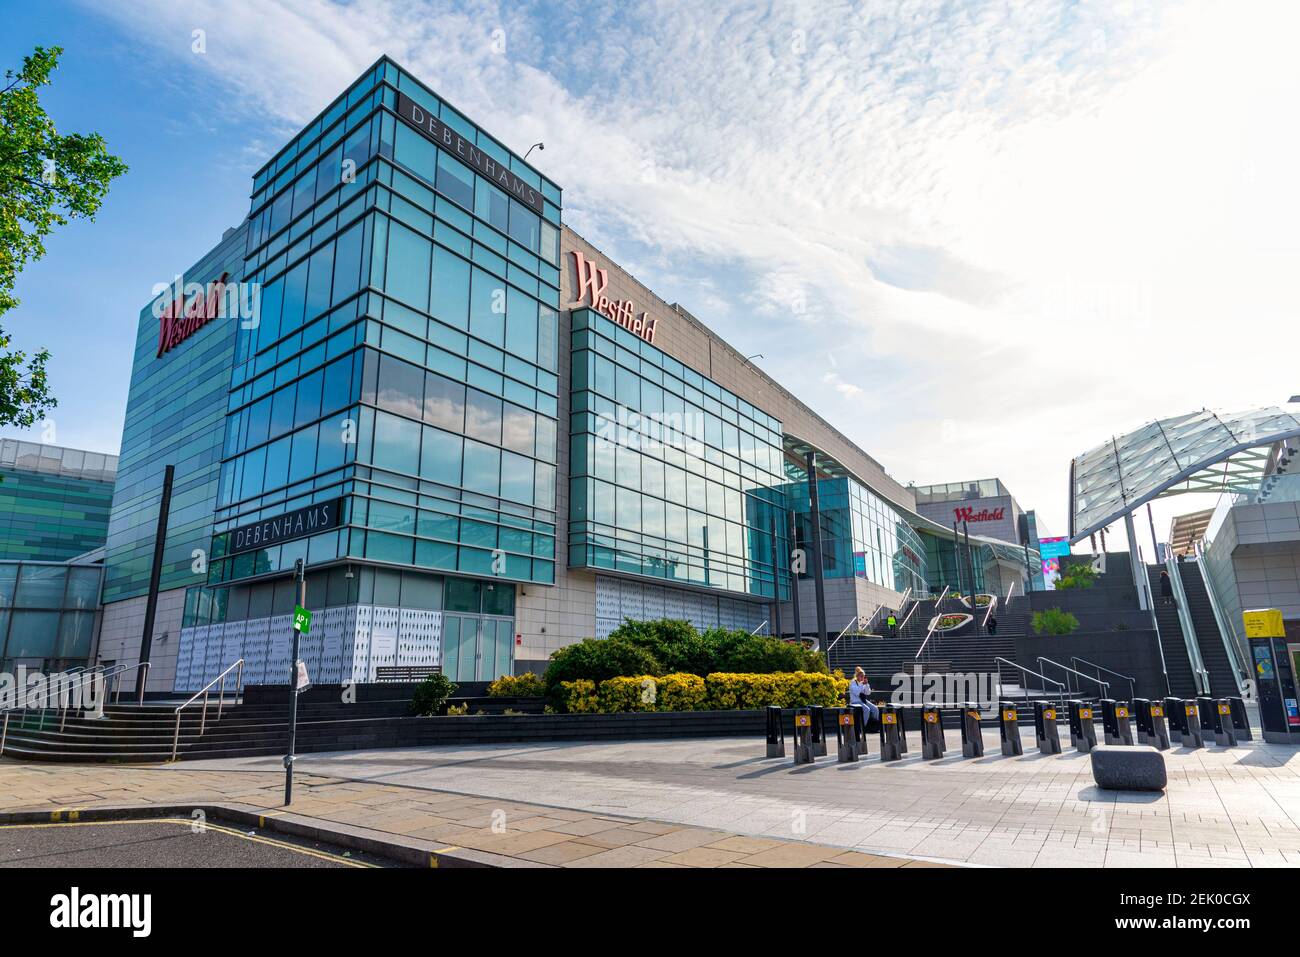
1069, 406, 1300, 542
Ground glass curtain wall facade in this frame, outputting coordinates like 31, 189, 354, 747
0, 441, 117, 562
569, 308, 790, 601
0, 562, 102, 670
203, 57, 562, 597
786, 474, 928, 596
102, 227, 245, 604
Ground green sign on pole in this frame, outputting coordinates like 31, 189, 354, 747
293, 605, 312, 634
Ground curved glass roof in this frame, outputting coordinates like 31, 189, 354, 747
1069, 406, 1300, 542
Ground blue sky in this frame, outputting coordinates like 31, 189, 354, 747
4, 0, 1299, 541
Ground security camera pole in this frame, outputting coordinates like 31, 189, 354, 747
284, 558, 309, 806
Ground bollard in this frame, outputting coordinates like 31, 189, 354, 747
850, 704, 867, 757
1114, 702, 1134, 745
1069, 701, 1098, 752
1195, 696, 1217, 739
836, 709, 857, 763
960, 704, 985, 757
1034, 701, 1062, 754
921, 706, 946, 759
879, 704, 904, 762
1164, 696, 1185, 745
1212, 700, 1238, 747
793, 707, 815, 764
1100, 699, 1120, 745
1132, 697, 1153, 746
1147, 699, 1171, 750
1182, 700, 1204, 748
1226, 696, 1252, 741
766, 704, 786, 758
895, 706, 909, 754
999, 701, 1023, 756
810, 705, 828, 757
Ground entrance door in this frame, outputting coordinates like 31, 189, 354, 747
442, 615, 515, 681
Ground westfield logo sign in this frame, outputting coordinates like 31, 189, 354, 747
570, 250, 658, 344
155, 272, 230, 358
954, 506, 1005, 523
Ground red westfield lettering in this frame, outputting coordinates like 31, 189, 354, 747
954, 506, 1005, 523
156, 272, 230, 358
570, 250, 658, 344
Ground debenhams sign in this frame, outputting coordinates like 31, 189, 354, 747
393, 92, 545, 216
227, 499, 342, 555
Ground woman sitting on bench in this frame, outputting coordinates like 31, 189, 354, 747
849, 667, 881, 731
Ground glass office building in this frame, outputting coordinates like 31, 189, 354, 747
0, 561, 103, 672
569, 307, 789, 602
0, 440, 117, 562
106, 56, 1039, 691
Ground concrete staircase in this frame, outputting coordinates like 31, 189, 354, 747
0, 697, 413, 763
1148, 563, 1240, 699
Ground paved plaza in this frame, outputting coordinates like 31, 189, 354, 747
183, 727, 1300, 868
5, 725, 1299, 867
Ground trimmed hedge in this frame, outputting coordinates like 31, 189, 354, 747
557, 671, 849, 714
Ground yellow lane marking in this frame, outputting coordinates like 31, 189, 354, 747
0, 817, 376, 868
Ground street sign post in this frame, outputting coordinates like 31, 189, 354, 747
284, 559, 306, 805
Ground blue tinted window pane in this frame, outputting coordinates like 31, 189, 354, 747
376, 353, 424, 420
437, 151, 474, 208
537, 305, 557, 372
366, 531, 413, 564
270, 387, 296, 439
507, 199, 540, 251
430, 248, 470, 329
280, 262, 308, 337
505, 286, 537, 364
464, 389, 502, 445
246, 397, 271, 447
240, 446, 266, 500
372, 410, 421, 474
500, 403, 535, 456
332, 221, 364, 303
385, 223, 431, 310
295, 370, 323, 427
423, 372, 465, 432
475, 180, 509, 232
501, 451, 534, 505
264, 436, 290, 490
322, 355, 353, 414
255, 279, 284, 355
315, 412, 351, 472
469, 268, 504, 346
289, 425, 319, 483
394, 123, 436, 184
420, 426, 462, 486
462, 440, 500, 496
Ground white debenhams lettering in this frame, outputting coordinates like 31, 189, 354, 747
50, 887, 151, 938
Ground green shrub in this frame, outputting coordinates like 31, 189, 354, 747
543, 638, 663, 706
1032, 607, 1080, 636
607, 619, 717, 675
1056, 561, 1097, 590
410, 672, 458, 716
486, 672, 545, 697
709, 628, 828, 674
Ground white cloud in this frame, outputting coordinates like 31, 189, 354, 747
90, 0, 1300, 538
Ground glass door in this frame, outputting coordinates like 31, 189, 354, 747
442, 614, 514, 681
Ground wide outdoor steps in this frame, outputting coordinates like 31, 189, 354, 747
829, 632, 1023, 700
0, 699, 413, 763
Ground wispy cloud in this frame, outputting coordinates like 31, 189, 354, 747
88, 0, 1300, 534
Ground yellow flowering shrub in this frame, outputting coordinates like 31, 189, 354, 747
656, 672, 707, 711
705, 672, 845, 710
558, 679, 600, 713
486, 672, 546, 697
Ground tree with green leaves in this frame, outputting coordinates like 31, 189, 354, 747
0, 45, 128, 427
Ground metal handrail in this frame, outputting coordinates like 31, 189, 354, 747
1165, 556, 1211, 695
749, 620, 769, 636
994, 656, 1066, 708
1191, 542, 1251, 692
0, 662, 148, 752
1137, 571, 1173, 696
1070, 657, 1135, 701
1038, 656, 1108, 698
913, 586, 950, 660
171, 660, 244, 762
898, 585, 929, 632
58, 661, 152, 730
827, 608, 874, 654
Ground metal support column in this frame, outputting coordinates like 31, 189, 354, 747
805, 452, 829, 650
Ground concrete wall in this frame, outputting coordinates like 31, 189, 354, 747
96, 588, 187, 693
916, 493, 1021, 545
